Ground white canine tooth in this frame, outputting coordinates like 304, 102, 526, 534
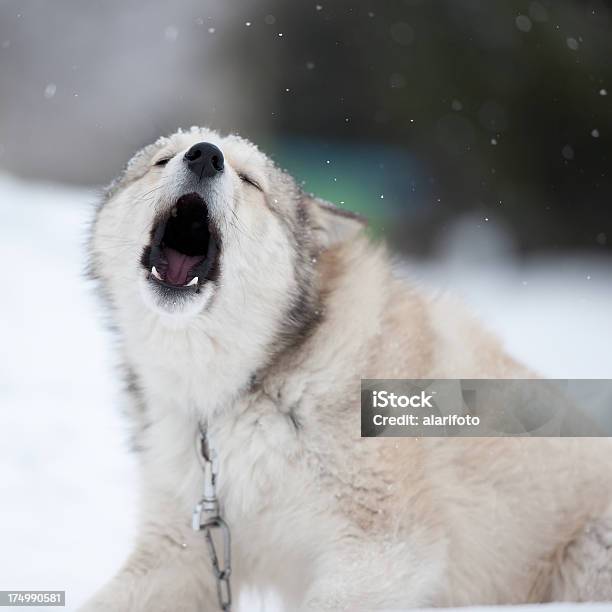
151, 266, 163, 280
186, 277, 199, 287
171, 207, 178, 217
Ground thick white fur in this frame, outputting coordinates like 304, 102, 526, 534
82, 128, 612, 611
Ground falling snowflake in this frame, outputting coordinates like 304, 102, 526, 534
561, 144, 574, 160
515, 15, 532, 32
390, 22, 414, 45
566, 37, 579, 51
164, 25, 179, 41
43, 83, 57, 99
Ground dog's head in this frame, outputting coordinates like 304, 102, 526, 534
91, 127, 365, 338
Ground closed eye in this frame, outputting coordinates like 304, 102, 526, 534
153, 156, 173, 167
238, 173, 263, 191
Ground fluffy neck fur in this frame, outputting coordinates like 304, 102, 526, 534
118, 234, 389, 425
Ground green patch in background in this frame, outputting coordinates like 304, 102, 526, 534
265, 138, 427, 237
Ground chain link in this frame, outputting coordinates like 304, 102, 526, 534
192, 425, 232, 611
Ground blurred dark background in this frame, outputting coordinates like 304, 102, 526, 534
0, 0, 610, 255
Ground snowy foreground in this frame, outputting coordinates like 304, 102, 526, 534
1, 173, 611, 611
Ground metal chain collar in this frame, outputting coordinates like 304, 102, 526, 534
192, 424, 232, 611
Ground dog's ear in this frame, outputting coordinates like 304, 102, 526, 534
306, 196, 367, 249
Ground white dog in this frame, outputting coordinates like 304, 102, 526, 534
82, 127, 612, 611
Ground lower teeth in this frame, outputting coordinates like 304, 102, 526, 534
150, 266, 198, 287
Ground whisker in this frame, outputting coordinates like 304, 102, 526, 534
228, 197, 250, 239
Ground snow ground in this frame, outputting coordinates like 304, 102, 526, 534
0, 174, 610, 611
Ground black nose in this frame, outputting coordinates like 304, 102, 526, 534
184, 142, 224, 178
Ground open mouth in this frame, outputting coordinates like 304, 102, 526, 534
143, 193, 219, 291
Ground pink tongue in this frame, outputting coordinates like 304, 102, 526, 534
163, 247, 205, 285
